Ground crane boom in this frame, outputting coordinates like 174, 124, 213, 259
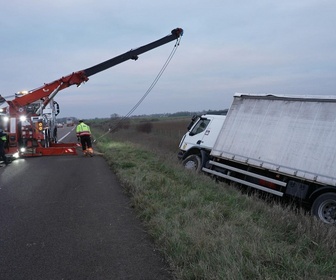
84, 28, 183, 77
8, 28, 183, 111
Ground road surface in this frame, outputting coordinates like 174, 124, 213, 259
0, 126, 172, 280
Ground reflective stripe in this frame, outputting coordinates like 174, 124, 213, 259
78, 132, 91, 136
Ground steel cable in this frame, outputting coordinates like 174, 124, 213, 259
94, 37, 182, 141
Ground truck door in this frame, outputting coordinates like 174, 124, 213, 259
189, 118, 211, 146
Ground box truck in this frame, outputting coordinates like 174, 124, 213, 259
178, 93, 336, 224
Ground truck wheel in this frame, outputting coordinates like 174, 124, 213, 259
311, 193, 336, 224
182, 155, 202, 172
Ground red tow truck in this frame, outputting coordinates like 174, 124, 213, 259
0, 28, 183, 158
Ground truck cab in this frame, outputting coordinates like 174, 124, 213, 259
178, 114, 226, 172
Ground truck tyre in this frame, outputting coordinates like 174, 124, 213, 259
311, 193, 336, 224
182, 154, 202, 172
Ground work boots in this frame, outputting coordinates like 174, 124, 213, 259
87, 148, 94, 157
83, 148, 93, 157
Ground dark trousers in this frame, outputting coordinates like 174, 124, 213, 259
80, 135, 92, 151
0, 141, 8, 164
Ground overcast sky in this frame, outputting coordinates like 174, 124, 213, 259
1, 1, 335, 119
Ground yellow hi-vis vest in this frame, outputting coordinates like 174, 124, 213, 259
76, 123, 91, 137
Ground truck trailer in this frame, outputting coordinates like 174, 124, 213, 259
178, 93, 336, 224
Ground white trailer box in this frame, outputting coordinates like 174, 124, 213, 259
211, 93, 336, 187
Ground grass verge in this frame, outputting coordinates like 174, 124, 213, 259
94, 129, 336, 280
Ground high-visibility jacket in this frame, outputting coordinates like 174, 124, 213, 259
0, 130, 7, 142
76, 123, 91, 137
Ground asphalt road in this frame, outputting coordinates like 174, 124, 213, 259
0, 126, 172, 280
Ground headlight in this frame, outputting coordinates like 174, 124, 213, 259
20, 115, 27, 122
20, 147, 26, 153
13, 152, 20, 158
3, 116, 9, 122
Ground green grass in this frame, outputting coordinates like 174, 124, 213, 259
92, 123, 336, 280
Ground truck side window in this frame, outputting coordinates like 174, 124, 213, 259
190, 119, 210, 136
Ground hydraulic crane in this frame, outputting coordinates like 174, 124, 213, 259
0, 28, 183, 158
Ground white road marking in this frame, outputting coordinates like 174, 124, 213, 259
58, 127, 76, 142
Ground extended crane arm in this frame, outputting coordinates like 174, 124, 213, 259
8, 28, 183, 111
84, 28, 183, 77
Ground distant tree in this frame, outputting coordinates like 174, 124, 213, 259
206, 109, 228, 115
110, 113, 119, 119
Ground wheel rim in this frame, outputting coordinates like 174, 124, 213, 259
317, 199, 336, 224
184, 160, 197, 170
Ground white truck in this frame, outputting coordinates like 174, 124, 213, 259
178, 93, 336, 224
66, 118, 75, 127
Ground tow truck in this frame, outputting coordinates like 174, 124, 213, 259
0, 28, 183, 158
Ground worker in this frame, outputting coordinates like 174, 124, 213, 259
0, 127, 9, 166
76, 120, 93, 156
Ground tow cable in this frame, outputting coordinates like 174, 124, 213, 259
93, 35, 182, 143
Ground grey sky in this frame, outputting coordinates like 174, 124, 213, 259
1, 1, 335, 119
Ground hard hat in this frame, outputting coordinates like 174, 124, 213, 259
79, 119, 83, 123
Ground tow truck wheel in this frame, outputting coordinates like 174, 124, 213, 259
182, 154, 202, 172
312, 193, 336, 224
